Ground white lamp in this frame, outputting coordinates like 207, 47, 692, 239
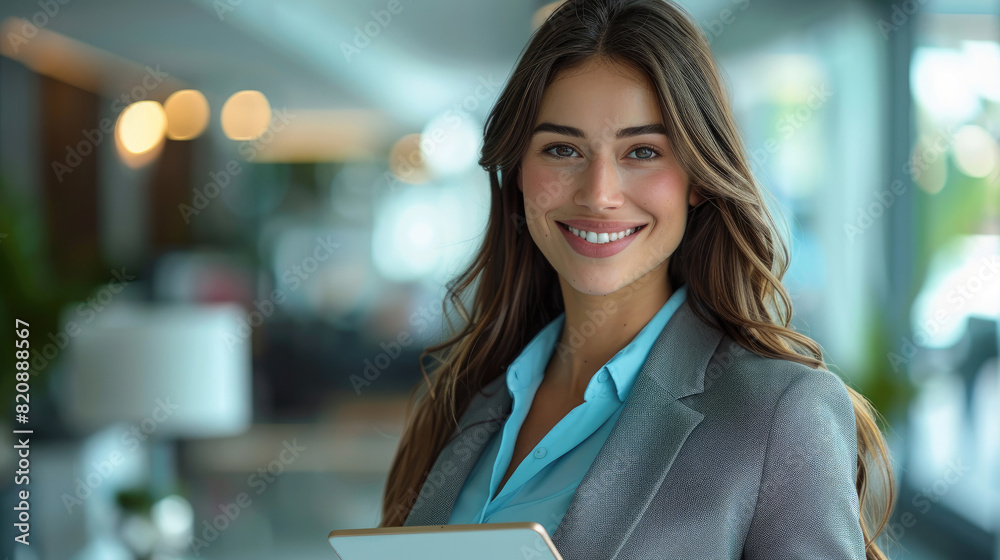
61, 302, 252, 559
63, 302, 252, 437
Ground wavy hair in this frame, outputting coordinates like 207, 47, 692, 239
379, 1, 894, 557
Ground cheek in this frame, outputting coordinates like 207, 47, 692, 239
633, 168, 688, 217
521, 163, 571, 215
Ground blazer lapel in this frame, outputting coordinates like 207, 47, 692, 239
403, 297, 725, 560
551, 299, 724, 558
403, 373, 513, 526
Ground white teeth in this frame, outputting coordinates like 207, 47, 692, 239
566, 225, 640, 244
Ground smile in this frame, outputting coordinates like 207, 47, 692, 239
555, 221, 647, 258
559, 223, 644, 244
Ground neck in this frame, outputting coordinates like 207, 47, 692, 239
547, 266, 673, 398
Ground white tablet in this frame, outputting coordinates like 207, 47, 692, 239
328, 521, 564, 560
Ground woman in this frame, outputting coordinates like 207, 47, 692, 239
379, 0, 895, 558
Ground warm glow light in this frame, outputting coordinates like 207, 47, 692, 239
116, 101, 167, 154
221, 90, 271, 140
230, 109, 386, 162
388, 133, 430, 185
164, 90, 209, 140
0, 18, 184, 101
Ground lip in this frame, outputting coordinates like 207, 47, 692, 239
558, 219, 646, 233
556, 221, 645, 258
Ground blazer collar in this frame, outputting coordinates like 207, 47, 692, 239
404, 298, 725, 558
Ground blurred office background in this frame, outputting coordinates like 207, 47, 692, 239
0, 0, 997, 558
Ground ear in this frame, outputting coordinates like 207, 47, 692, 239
688, 186, 704, 207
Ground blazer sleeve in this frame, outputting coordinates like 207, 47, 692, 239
742, 368, 867, 559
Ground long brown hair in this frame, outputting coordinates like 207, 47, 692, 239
379, 1, 895, 557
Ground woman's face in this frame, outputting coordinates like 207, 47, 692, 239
518, 58, 700, 297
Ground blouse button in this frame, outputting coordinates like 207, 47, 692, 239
533, 447, 547, 459
598, 371, 609, 383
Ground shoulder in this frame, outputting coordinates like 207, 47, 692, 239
693, 334, 859, 474
701, 335, 855, 427
699, 339, 867, 558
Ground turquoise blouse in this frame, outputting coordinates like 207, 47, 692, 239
447, 284, 689, 537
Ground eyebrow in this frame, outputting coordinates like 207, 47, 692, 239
530, 122, 667, 139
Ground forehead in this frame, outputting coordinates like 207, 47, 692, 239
535, 59, 663, 132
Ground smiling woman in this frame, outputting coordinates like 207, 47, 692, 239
378, 1, 895, 558
519, 58, 696, 294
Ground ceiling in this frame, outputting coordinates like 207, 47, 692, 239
2, 0, 995, 132
0, 0, 754, 133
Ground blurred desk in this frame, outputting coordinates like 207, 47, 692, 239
176, 395, 410, 559
182, 395, 407, 474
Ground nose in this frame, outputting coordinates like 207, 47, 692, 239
574, 154, 625, 211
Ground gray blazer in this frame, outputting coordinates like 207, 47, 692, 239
403, 298, 866, 559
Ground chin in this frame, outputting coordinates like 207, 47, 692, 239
562, 272, 630, 297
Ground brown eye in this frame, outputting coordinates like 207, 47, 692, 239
629, 146, 658, 159
544, 145, 579, 158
